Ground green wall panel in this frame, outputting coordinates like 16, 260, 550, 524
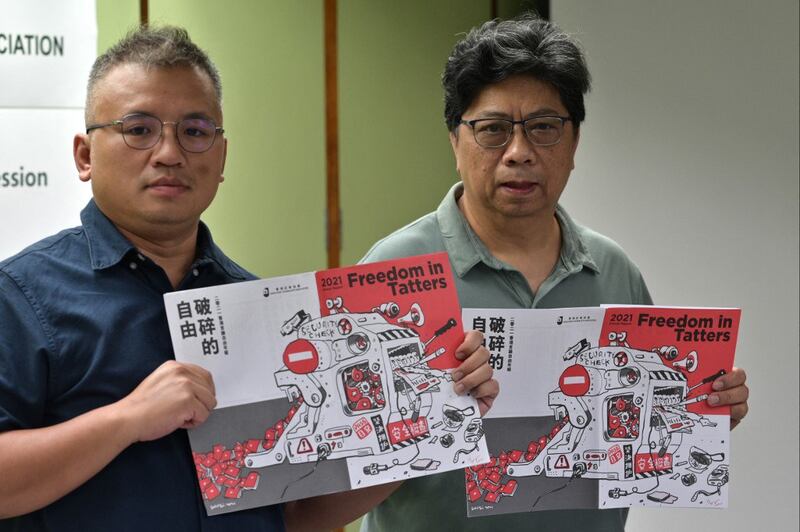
338, 1, 490, 265
146, 0, 327, 277
96, 0, 139, 53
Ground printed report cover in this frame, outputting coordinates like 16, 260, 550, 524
463, 306, 740, 517
164, 252, 489, 515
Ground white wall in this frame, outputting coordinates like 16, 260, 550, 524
0, 0, 95, 260
554, 1, 799, 530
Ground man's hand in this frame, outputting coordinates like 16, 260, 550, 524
0, 359, 217, 518
706, 366, 749, 429
116, 360, 217, 442
452, 330, 499, 416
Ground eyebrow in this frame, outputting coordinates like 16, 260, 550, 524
473, 108, 564, 119
183, 112, 216, 121
123, 110, 216, 121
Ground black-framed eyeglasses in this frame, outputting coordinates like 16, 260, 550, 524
459, 116, 572, 148
85, 113, 224, 153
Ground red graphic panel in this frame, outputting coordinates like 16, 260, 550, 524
283, 339, 319, 374
297, 438, 313, 453
314, 253, 463, 370
353, 417, 373, 439
634, 453, 673, 474
559, 364, 591, 396
554, 455, 570, 469
341, 362, 385, 412
387, 417, 429, 445
601, 307, 740, 416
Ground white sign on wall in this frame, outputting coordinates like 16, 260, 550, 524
0, 0, 96, 260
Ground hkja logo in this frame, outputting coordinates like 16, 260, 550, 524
557, 315, 594, 325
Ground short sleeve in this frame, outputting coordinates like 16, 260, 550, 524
359, 214, 443, 265
0, 270, 51, 431
633, 271, 654, 305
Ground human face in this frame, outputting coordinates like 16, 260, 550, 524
450, 75, 579, 225
74, 63, 226, 239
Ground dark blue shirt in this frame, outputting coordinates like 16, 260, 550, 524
0, 200, 284, 532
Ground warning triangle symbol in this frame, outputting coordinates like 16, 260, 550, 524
297, 438, 313, 453
555, 454, 570, 469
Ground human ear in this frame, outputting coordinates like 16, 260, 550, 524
219, 137, 227, 183
449, 131, 461, 177
569, 128, 581, 171
74, 134, 92, 182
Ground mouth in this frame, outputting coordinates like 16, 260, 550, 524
498, 180, 538, 194
146, 177, 190, 197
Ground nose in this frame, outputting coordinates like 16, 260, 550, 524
150, 122, 185, 166
501, 123, 537, 166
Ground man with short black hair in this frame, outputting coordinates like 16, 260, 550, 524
0, 25, 494, 531
359, 13, 749, 531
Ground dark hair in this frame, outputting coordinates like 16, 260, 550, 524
443, 13, 590, 131
86, 25, 221, 120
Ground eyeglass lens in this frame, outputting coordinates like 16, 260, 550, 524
472, 117, 564, 147
120, 115, 218, 152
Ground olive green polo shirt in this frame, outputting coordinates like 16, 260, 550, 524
359, 182, 652, 532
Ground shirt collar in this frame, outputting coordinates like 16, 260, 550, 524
435, 182, 599, 278
556, 203, 599, 275
193, 221, 249, 280
81, 199, 137, 270
81, 199, 246, 280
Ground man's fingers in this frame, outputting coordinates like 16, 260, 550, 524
193, 384, 218, 412
707, 383, 749, 407
472, 379, 499, 416
180, 398, 213, 429
454, 363, 492, 395
706, 366, 749, 430
455, 330, 485, 361
477, 396, 496, 418
470, 378, 499, 402
175, 363, 217, 411
729, 401, 749, 431
452, 346, 490, 382
712, 366, 746, 391
125, 360, 218, 441
730, 402, 748, 423
178, 362, 216, 395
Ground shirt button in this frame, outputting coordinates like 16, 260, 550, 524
129, 262, 138, 270
192, 268, 200, 277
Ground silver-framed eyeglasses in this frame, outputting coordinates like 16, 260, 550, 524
85, 113, 224, 153
460, 116, 571, 148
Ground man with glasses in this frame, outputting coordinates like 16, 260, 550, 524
359, 13, 750, 532
0, 25, 495, 531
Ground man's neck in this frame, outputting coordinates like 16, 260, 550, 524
116, 224, 199, 289
458, 196, 562, 295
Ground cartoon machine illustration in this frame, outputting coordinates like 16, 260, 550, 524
504, 336, 723, 484
244, 300, 458, 469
